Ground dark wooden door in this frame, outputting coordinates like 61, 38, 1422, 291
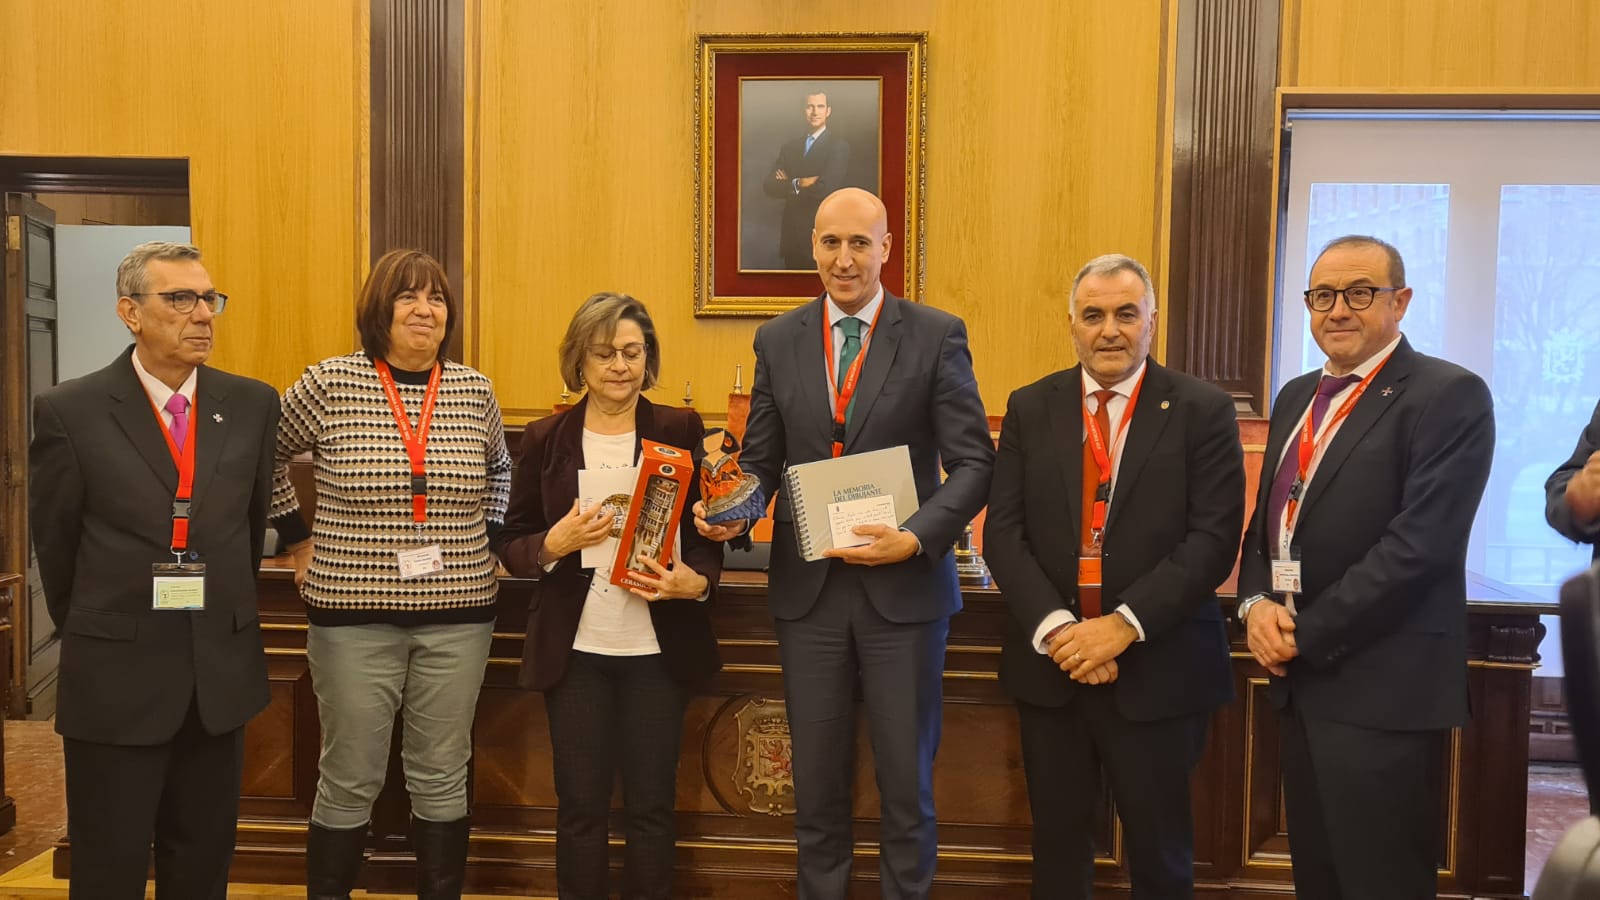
2, 193, 59, 718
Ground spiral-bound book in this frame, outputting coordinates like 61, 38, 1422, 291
782, 445, 919, 562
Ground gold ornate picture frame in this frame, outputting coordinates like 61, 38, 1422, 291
694, 33, 927, 317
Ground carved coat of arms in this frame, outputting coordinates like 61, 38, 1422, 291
732, 697, 795, 816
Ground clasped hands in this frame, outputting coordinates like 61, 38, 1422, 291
1049, 615, 1137, 685
692, 501, 917, 566
1245, 600, 1298, 676
546, 499, 707, 601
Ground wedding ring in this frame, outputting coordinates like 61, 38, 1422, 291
1070, 652, 1082, 663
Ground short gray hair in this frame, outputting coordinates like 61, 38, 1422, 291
117, 241, 202, 298
1314, 235, 1407, 288
1069, 253, 1157, 312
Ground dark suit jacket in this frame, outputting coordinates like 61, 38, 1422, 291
1546, 398, 1600, 562
986, 361, 1243, 720
29, 347, 277, 745
1238, 337, 1495, 731
762, 129, 850, 268
494, 396, 723, 692
739, 292, 995, 624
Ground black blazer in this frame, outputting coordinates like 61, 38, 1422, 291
985, 361, 1244, 720
494, 396, 723, 691
1546, 398, 1600, 562
1238, 337, 1495, 731
738, 292, 995, 624
29, 348, 278, 745
762, 129, 851, 266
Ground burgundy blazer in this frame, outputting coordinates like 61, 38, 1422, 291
493, 395, 723, 691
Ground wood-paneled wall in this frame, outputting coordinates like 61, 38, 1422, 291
0, 0, 369, 391
1281, 0, 1600, 89
469, 0, 1178, 420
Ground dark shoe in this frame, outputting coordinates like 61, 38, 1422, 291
415, 815, 471, 900
306, 821, 367, 900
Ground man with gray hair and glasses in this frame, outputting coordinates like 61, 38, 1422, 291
30, 241, 279, 898
1238, 235, 1494, 898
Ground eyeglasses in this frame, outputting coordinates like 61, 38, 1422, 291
129, 290, 228, 314
587, 342, 647, 365
1302, 286, 1396, 312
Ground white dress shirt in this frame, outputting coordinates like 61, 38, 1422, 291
130, 349, 198, 431
1032, 362, 1150, 653
823, 286, 885, 403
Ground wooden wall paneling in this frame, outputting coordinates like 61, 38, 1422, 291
371, 0, 466, 362
470, 0, 1174, 422
1166, 0, 1280, 416
1283, 0, 1600, 90
0, 0, 369, 392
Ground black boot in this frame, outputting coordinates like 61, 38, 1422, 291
414, 815, 471, 900
306, 822, 367, 900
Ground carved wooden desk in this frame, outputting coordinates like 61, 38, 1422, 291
58, 567, 1544, 898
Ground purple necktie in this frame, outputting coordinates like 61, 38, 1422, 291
1265, 374, 1360, 540
165, 393, 190, 452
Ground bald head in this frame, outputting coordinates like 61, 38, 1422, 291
812, 188, 893, 314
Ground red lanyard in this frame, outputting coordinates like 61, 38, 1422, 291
373, 359, 442, 525
822, 303, 885, 458
1283, 353, 1393, 533
1082, 370, 1146, 538
149, 392, 199, 555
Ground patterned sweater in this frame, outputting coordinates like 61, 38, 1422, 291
270, 353, 512, 626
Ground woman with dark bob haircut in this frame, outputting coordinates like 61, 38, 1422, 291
270, 249, 511, 899
494, 291, 722, 900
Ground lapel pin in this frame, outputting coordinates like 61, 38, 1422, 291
1381, 387, 1393, 397
213, 413, 224, 422
1160, 400, 1170, 410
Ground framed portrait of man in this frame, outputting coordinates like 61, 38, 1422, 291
695, 33, 927, 317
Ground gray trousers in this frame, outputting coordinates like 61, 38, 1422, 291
306, 621, 494, 829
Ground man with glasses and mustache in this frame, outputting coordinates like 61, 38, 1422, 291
30, 241, 279, 898
1237, 235, 1495, 899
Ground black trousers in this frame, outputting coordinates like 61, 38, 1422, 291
62, 698, 244, 900
1017, 690, 1209, 900
774, 563, 949, 900
544, 650, 688, 900
1279, 702, 1446, 900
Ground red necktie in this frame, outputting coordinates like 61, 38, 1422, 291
1078, 390, 1115, 618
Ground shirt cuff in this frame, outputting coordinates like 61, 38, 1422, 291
1114, 606, 1147, 642
898, 527, 923, 556
1033, 609, 1077, 655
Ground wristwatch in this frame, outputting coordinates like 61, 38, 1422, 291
1236, 592, 1270, 625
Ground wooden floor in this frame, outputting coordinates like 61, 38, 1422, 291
0, 718, 1589, 895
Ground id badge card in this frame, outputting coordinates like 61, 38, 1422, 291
397, 544, 445, 579
1271, 557, 1302, 595
1077, 554, 1103, 588
152, 562, 206, 610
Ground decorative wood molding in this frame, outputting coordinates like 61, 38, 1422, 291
0, 157, 188, 195
1167, 0, 1281, 416
370, 0, 466, 361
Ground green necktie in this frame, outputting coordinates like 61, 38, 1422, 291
837, 316, 863, 427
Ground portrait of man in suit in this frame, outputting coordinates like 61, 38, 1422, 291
28, 241, 280, 898
738, 79, 881, 272
696, 187, 994, 899
984, 254, 1244, 898
1238, 235, 1495, 899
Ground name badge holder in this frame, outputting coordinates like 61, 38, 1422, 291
1271, 545, 1303, 613
150, 394, 205, 610
374, 359, 447, 580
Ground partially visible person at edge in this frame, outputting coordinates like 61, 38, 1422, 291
271, 249, 511, 900
494, 292, 722, 900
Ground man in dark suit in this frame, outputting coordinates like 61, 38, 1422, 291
984, 254, 1243, 898
29, 241, 278, 899
1546, 399, 1600, 561
1238, 235, 1495, 900
696, 188, 994, 899
762, 90, 851, 269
